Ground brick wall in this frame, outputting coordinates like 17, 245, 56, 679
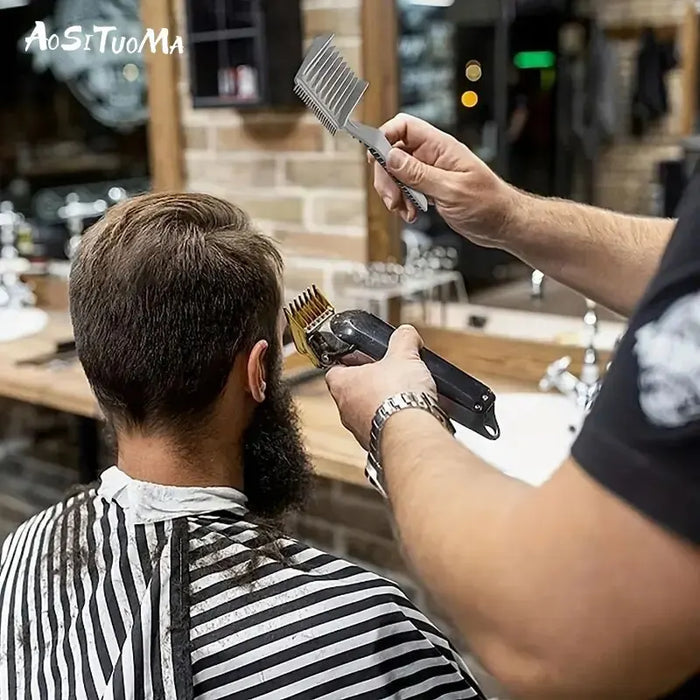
174, 0, 368, 297
0, 399, 80, 538
581, 0, 687, 213
0, 398, 121, 540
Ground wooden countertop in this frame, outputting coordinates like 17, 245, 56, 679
0, 313, 533, 487
0, 314, 93, 417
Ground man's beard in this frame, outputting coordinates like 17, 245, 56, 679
242, 354, 313, 519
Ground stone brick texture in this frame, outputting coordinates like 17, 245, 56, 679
174, 0, 368, 300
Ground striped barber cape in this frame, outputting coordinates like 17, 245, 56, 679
0, 467, 484, 699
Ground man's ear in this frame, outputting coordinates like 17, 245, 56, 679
246, 340, 269, 404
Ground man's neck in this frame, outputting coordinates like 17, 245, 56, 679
116, 433, 244, 490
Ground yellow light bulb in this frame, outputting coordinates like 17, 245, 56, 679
461, 90, 479, 108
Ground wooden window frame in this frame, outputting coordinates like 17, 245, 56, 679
360, 0, 401, 265
141, 0, 185, 191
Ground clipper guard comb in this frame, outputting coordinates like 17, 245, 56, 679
285, 287, 500, 440
284, 285, 336, 368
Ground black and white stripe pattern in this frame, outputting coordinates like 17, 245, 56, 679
0, 491, 484, 699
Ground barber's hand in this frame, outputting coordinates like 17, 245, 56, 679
325, 325, 436, 451
371, 113, 518, 246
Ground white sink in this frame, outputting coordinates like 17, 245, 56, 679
0, 308, 49, 343
454, 393, 581, 486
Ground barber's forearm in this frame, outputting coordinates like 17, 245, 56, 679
381, 409, 700, 700
381, 410, 537, 663
502, 190, 675, 317
381, 412, 655, 699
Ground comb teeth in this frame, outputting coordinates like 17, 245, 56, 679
294, 34, 368, 135
293, 82, 338, 136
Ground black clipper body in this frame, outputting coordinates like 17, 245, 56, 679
285, 287, 500, 441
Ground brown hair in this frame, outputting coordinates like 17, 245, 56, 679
69, 192, 283, 435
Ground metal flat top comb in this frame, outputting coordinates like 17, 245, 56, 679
295, 35, 428, 213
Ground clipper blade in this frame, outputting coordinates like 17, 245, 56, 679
284, 285, 336, 368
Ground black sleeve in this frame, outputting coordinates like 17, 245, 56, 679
571, 174, 700, 545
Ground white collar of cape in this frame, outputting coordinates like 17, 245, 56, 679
97, 465, 248, 526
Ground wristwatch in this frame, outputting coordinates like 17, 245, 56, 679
365, 392, 456, 498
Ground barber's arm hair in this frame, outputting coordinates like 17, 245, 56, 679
382, 410, 700, 700
501, 193, 675, 318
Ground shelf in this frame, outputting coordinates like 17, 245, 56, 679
185, 0, 302, 110
604, 24, 678, 41
190, 28, 256, 43
19, 153, 122, 177
192, 95, 263, 109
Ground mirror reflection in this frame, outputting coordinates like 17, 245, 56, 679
0, 0, 149, 268
392, 0, 692, 334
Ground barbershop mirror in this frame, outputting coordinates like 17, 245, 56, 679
0, 0, 150, 264
387, 0, 687, 332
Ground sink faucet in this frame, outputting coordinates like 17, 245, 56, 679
531, 269, 545, 301
539, 355, 600, 414
0, 270, 35, 309
0, 201, 18, 261
539, 298, 605, 430
58, 192, 107, 259
0, 201, 35, 309
580, 298, 600, 386
108, 186, 128, 204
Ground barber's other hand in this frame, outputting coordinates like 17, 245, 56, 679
325, 325, 436, 451
372, 113, 518, 247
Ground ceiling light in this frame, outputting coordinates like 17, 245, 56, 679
123, 63, 140, 82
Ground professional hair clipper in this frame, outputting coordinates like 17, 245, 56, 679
285, 286, 500, 440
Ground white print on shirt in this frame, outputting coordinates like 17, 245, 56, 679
634, 291, 700, 428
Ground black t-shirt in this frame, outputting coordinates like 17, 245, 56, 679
572, 173, 700, 698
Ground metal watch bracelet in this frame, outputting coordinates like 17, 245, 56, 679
365, 392, 456, 499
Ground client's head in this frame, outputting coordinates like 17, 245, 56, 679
69, 192, 311, 518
